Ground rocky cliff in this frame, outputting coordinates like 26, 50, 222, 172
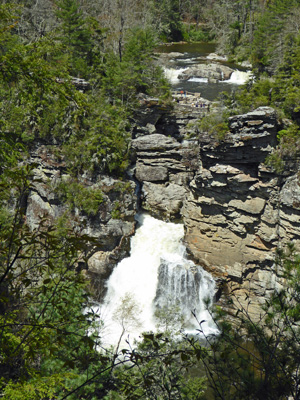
131, 104, 300, 317
24, 102, 300, 315
26, 145, 137, 298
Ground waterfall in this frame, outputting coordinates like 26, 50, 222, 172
163, 67, 188, 83
99, 214, 216, 347
223, 70, 252, 85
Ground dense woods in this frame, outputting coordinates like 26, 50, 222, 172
1, 0, 300, 398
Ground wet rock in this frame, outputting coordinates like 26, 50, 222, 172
206, 53, 228, 62
142, 182, 187, 218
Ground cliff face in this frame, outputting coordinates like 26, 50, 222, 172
26, 145, 137, 299
24, 103, 300, 314
132, 104, 201, 219
132, 104, 300, 317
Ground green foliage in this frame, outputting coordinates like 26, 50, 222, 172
111, 201, 122, 220
3, 374, 72, 399
182, 25, 214, 43
277, 124, 299, 141
250, 0, 299, 74
153, 0, 183, 42
0, 162, 111, 399
108, 333, 206, 400
0, 2, 171, 181
265, 152, 285, 173
223, 30, 300, 161
103, 28, 170, 106
199, 112, 229, 141
0, 34, 86, 143
7, 2, 300, 399
56, 178, 104, 216
62, 98, 131, 176
234, 77, 273, 112
55, 0, 101, 78
55, 0, 89, 50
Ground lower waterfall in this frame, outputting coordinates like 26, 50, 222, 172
99, 213, 216, 347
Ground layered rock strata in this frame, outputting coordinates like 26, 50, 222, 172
132, 105, 300, 318
132, 104, 201, 219
24, 103, 300, 315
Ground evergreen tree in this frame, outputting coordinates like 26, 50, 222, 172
55, 0, 92, 76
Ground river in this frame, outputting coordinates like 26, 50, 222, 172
157, 42, 252, 101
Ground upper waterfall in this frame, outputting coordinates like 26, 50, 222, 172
99, 213, 216, 348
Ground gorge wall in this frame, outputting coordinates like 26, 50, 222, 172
24, 102, 300, 316
132, 103, 300, 317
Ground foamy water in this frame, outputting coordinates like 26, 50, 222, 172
98, 214, 216, 348
223, 70, 252, 85
163, 67, 188, 83
188, 77, 209, 83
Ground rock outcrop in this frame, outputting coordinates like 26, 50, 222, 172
181, 107, 282, 315
178, 63, 234, 82
132, 104, 300, 318
132, 104, 201, 219
26, 145, 137, 299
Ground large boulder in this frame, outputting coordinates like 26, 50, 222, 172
178, 63, 235, 82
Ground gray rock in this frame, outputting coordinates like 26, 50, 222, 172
142, 182, 187, 217
228, 198, 266, 215
206, 53, 228, 61
280, 175, 300, 209
132, 133, 180, 152
136, 164, 168, 182
178, 63, 234, 82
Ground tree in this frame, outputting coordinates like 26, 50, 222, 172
102, 27, 170, 107
14, 0, 58, 41
106, 332, 207, 400
98, 0, 146, 62
55, 0, 93, 76
0, 163, 105, 398
152, 0, 183, 41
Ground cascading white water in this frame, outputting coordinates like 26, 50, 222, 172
163, 67, 188, 84
99, 214, 216, 348
223, 70, 252, 84
188, 77, 208, 83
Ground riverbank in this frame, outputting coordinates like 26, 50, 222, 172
172, 90, 211, 110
